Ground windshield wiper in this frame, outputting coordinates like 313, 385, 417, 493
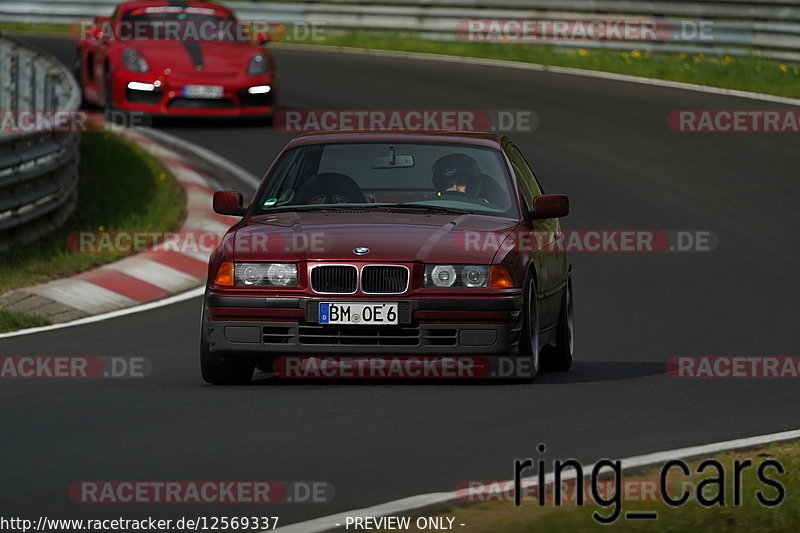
259, 204, 472, 215
391, 203, 473, 214
261, 205, 366, 213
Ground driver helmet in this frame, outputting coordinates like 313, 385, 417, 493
432, 153, 481, 197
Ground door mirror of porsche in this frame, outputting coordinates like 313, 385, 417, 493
213, 191, 245, 216
254, 30, 270, 45
529, 194, 569, 219
89, 25, 106, 41
90, 16, 110, 40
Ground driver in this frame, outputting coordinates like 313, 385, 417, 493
432, 153, 481, 198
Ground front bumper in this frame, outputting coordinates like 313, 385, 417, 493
114, 73, 277, 116
205, 295, 524, 356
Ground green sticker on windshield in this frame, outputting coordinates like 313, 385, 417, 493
263, 197, 278, 207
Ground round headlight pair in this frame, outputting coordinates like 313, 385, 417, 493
426, 265, 488, 288
236, 263, 296, 286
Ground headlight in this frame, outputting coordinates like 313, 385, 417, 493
428, 265, 456, 288
121, 49, 149, 73
462, 265, 488, 288
234, 263, 297, 287
247, 53, 269, 75
424, 265, 489, 288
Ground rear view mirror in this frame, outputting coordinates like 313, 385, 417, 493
529, 194, 569, 219
213, 191, 245, 216
371, 146, 414, 169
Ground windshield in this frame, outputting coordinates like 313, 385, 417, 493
252, 142, 518, 217
119, 6, 240, 41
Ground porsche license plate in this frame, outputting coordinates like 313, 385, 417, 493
183, 85, 224, 99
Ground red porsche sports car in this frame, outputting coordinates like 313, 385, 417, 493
201, 131, 573, 383
75, 0, 277, 116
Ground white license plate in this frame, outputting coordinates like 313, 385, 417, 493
319, 302, 398, 325
183, 85, 224, 99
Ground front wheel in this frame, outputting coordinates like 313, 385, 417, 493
542, 276, 574, 372
517, 275, 541, 382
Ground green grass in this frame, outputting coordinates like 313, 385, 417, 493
390, 441, 800, 532
0, 309, 52, 333
0, 131, 184, 293
0, 21, 70, 35
307, 32, 800, 99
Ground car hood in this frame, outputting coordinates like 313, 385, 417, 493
122, 40, 263, 75
232, 210, 520, 263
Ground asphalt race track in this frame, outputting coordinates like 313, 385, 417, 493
2, 36, 800, 527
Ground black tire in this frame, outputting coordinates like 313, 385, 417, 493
200, 310, 255, 385
517, 273, 541, 382
73, 52, 87, 108
542, 276, 574, 372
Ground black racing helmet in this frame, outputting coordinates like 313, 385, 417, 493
432, 153, 481, 196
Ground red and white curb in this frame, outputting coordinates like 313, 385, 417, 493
0, 126, 250, 323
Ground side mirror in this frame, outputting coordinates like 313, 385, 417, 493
529, 194, 569, 219
213, 191, 246, 216
253, 30, 270, 45
91, 16, 110, 40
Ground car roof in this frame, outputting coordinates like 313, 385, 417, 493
287, 130, 510, 149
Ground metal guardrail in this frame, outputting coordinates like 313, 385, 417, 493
1, 0, 799, 61
0, 34, 80, 252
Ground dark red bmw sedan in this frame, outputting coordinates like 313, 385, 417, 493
202, 131, 573, 383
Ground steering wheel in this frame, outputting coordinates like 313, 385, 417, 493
294, 173, 367, 205
439, 190, 472, 199
304, 192, 360, 205
439, 189, 505, 210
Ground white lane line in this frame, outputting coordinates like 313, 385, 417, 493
271, 427, 800, 533
0, 287, 205, 339
27, 279, 138, 314
137, 127, 262, 188
273, 43, 800, 108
